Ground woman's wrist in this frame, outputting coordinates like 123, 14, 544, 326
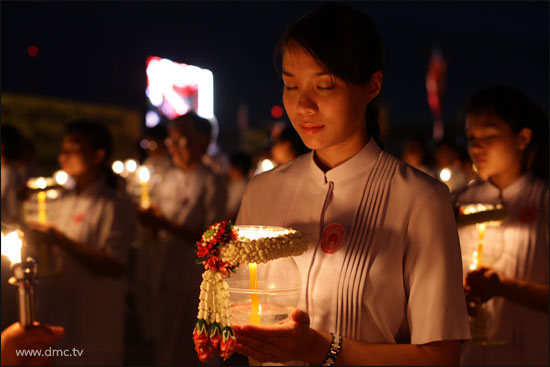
304, 329, 332, 365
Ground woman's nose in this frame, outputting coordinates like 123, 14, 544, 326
297, 91, 317, 115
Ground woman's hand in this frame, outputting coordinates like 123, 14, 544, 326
464, 266, 501, 303
25, 222, 64, 248
232, 308, 328, 364
136, 205, 168, 229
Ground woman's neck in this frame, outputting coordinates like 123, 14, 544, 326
314, 132, 369, 172
489, 164, 525, 190
74, 171, 100, 194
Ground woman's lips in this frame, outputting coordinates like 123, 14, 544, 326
299, 123, 324, 134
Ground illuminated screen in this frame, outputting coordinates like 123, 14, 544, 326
145, 56, 214, 127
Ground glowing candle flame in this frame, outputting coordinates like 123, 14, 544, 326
260, 159, 275, 172
138, 166, 150, 183
35, 177, 47, 190
54, 170, 68, 186
112, 161, 124, 174
1, 231, 23, 264
138, 166, 151, 208
439, 168, 452, 182
125, 159, 138, 173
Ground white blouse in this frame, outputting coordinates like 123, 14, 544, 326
237, 139, 470, 345
454, 174, 549, 366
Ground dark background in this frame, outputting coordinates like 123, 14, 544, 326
2, 1, 549, 152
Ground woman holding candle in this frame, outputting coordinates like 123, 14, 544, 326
453, 86, 549, 366
233, 4, 470, 366
25, 120, 136, 365
137, 111, 227, 366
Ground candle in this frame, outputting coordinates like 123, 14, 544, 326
470, 223, 486, 270
138, 166, 151, 209
249, 262, 261, 324
1, 230, 37, 327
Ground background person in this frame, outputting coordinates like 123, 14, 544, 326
25, 120, 136, 366
454, 86, 549, 366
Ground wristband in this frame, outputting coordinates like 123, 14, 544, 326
322, 332, 342, 366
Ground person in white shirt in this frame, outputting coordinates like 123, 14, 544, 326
138, 112, 227, 366
26, 120, 136, 366
232, 4, 470, 366
453, 86, 549, 366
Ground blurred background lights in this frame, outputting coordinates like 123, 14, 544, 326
124, 159, 138, 173
439, 168, 452, 182
145, 110, 161, 128
270, 105, 284, 119
112, 160, 124, 174
27, 45, 39, 57
54, 170, 68, 185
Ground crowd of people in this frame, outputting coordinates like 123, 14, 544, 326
1, 3, 548, 367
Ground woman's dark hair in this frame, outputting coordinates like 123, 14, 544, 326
465, 86, 549, 180
274, 3, 384, 145
65, 119, 117, 188
1, 125, 25, 163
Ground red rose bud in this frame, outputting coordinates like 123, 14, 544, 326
219, 326, 237, 360
209, 322, 222, 349
193, 319, 210, 349
195, 344, 213, 362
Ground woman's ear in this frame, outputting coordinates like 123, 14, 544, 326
365, 70, 383, 103
517, 127, 533, 151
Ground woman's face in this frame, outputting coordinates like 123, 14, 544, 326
281, 42, 374, 162
58, 134, 100, 177
465, 112, 529, 180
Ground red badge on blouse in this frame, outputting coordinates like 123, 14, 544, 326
321, 223, 345, 254
518, 206, 537, 223
73, 213, 85, 224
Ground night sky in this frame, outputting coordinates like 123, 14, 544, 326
2, 1, 549, 148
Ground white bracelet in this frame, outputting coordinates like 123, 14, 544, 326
322, 332, 342, 366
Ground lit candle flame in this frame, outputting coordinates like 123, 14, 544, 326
124, 159, 138, 173
54, 170, 68, 186
439, 168, 452, 182
138, 166, 150, 183
112, 160, 124, 174
138, 166, 151, 208
35, 177, 47, 190
1, 231, 23, 264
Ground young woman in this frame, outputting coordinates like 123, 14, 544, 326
233, 4, 470, 366
26, 120, 136, 365
454, 86, 549, 366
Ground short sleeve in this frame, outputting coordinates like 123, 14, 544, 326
97, 195, 137, 265
404, 184, 471, 344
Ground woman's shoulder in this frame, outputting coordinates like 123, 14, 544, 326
390, 154, 451, 201
247, 154, 310, 191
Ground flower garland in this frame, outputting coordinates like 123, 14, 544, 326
193, 221, 310, 362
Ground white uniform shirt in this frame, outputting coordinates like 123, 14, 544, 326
154, 164, 227, 291
36, 177, 136, 366
454, 174, 549, 366
237, 139, 471, 345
